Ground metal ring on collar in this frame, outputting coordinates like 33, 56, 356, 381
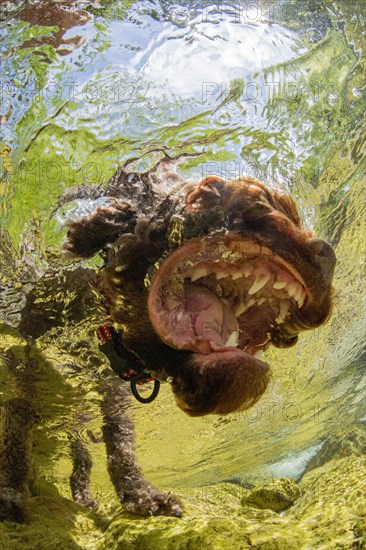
130, 378, 161, 403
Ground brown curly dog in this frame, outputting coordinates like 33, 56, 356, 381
0, 162, 336, 520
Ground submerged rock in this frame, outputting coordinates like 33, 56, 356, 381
241, 478, 301, 512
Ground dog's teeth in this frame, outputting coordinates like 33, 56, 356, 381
215, 284, 223, 297
225, 331, 238, 347
287, 282, 297, 297
257, 297, 266, 305
276, 300, 290, 323
216, 271, 228, 280
293, 284, 303, 303
248, 273, 270, 295
273, 279, 287, 289
191, 267, 208, 281
176, 311, 184, 322
232, 265, 252, 280
297, 289, 306, 308
235, 302, 247, 316
115, 265, 124, 273
111, 277, 122, 285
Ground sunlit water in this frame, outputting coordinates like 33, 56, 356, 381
0, 0, 365, 502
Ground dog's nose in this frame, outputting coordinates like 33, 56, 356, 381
308, 238, 336, 282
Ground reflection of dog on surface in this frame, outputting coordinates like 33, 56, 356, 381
0, 163, 336, 521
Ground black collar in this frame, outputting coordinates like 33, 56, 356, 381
97, 325, 160, 404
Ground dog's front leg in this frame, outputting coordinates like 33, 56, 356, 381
0, 347, 39, 523
69, 436, 98, 509
100, 378, 183, 517
0, 398, 37, 522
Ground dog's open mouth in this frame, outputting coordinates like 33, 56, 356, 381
148, 235, 309, 369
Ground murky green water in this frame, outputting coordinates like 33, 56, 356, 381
1, 0, 365, 535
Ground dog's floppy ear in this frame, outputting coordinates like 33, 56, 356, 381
171, 352, 269, 416
62, 199, 137, 258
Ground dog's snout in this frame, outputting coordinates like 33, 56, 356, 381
308, 238, 336, 282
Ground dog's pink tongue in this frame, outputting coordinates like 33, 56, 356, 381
184, 285, 238, 352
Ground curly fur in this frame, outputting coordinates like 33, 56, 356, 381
0, 161, 335, 521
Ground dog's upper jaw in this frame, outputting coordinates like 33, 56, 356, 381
61, 174, 335, 416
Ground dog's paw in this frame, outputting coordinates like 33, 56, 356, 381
73, 494, 98, 509
0, 488, 28, 523
122, 489, 184, 518
62, 200, 136, 258
70, 479, 98, 509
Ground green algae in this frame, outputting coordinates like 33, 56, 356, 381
97, 455, 366, 549
0, 493, 105, 550
1, 445, 364, 549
